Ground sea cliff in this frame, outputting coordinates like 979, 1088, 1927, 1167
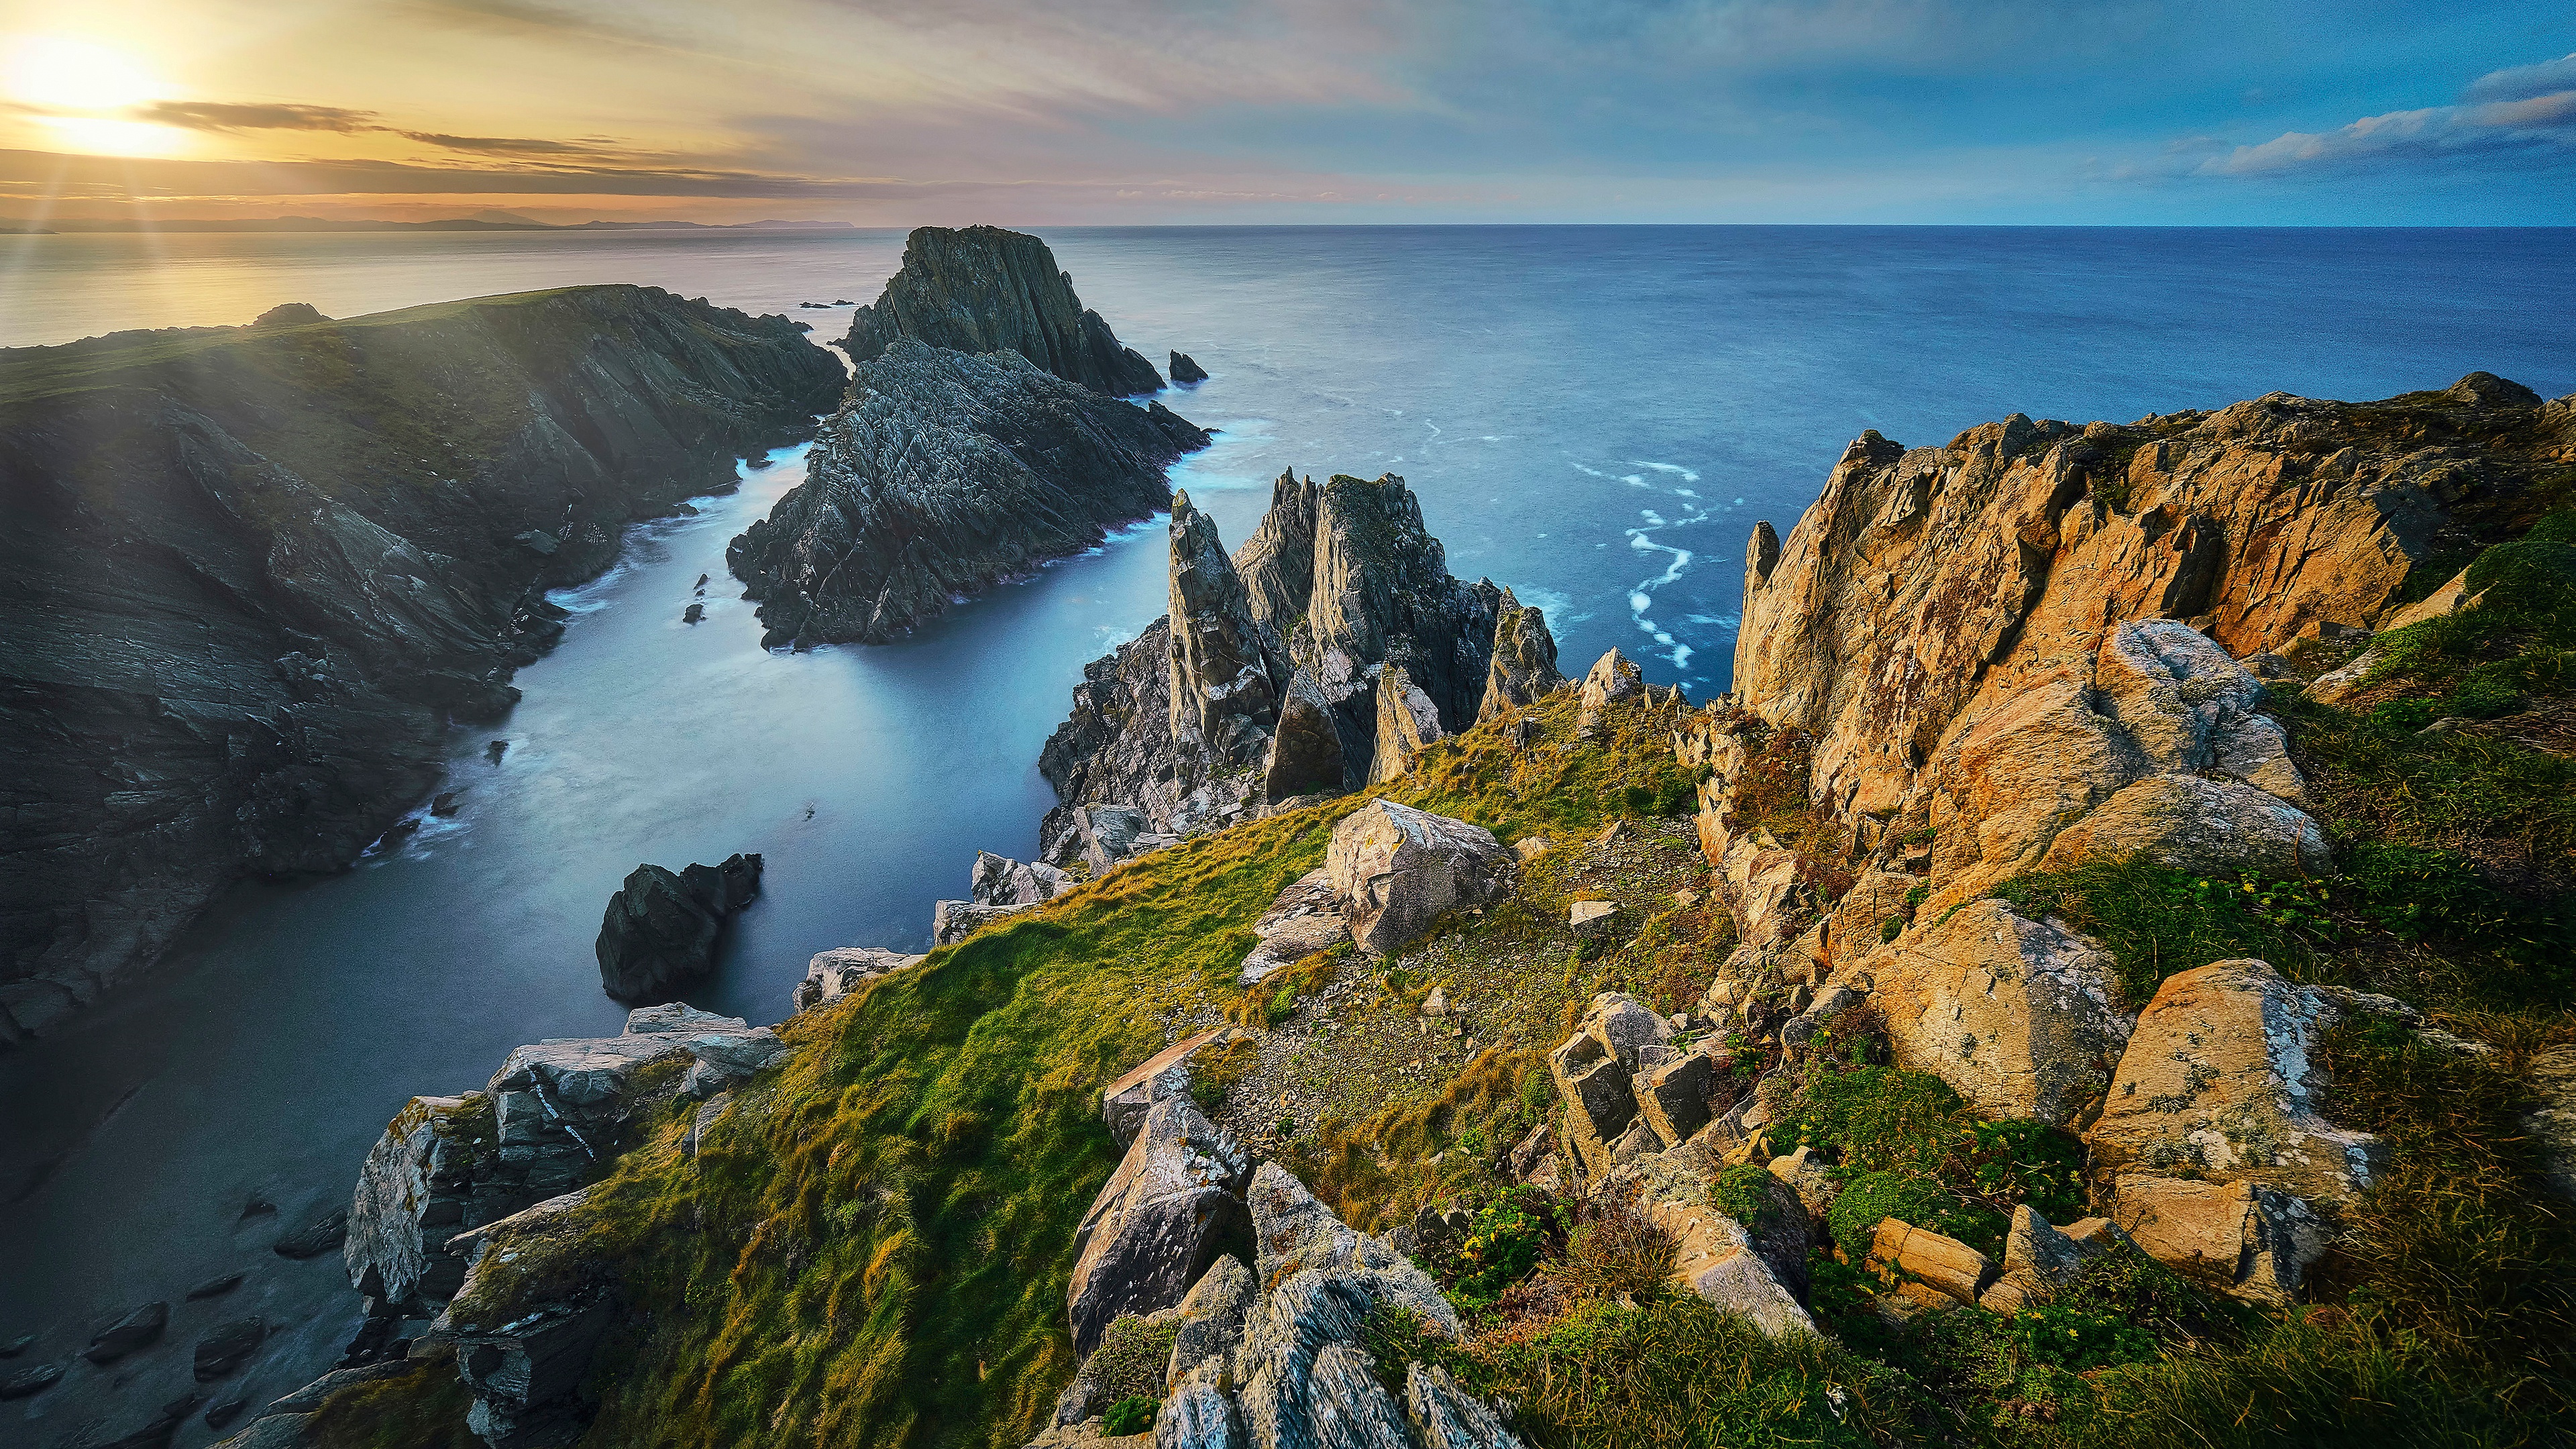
0, 286, 844, 1042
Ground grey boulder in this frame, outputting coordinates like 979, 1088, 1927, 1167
1324, 800, 1514, 955
1067, 1097, 1254, 1355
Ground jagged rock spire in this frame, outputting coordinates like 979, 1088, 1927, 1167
1305, 473, 1499, 733
1477, 587, 1566, 722
1371, 663, 1444, 784
1169, 490, 1287, 762
1234, 469, 1320, 631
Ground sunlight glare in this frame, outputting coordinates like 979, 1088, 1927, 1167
34, 114, 191, 157
3, 35, 164, 110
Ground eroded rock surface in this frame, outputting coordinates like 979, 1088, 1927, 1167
1325, 802, 1514, 956
1068, 1098, 1252, 1355
842, 224, 1163, 395
1869, 898, 2130, 1125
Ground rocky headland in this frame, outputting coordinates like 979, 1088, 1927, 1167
46, 371, 2562, 1449
0, 286, 843, 1043
727, 227, 1210, 647
1036, 469, 1546, 868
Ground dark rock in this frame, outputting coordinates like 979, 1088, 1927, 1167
0, 1332, 30, 1356
842, 225, 1163, 395
1, 1360, 62, 1397
272, 1208, 347, 1259
203, 1385, 251, 1430
0, 286, 843, 1045
98, 1389, 203, 1449
682, 602, 704, 624
594, 853, 762, 1002
1263, 670, 1352, 804
727, 338, 1204, 648
485, 739, 508, 764
186, 1272, 246, 1300
86, 1301, 169, 1362
238, 1193, 278, 1221
195, 1318, 266, 1379
429, 791, 462, 817
1169, 351, 1209, 384
252, 303, 328, 327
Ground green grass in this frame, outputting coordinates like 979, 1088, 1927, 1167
306, 1356, 482, 1449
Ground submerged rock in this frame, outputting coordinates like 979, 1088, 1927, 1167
594, 853, 762, 1002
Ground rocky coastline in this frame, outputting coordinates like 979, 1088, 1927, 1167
726, 225, 1210, 648
0, 286, 844, 1044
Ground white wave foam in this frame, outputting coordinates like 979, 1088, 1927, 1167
1636, 461, 1701, 482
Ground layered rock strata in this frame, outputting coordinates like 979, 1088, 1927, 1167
842, 225, 1163, 395
727, 337, 1208, 647
0, 286, 843, 1043
1037, 470, 1534, 867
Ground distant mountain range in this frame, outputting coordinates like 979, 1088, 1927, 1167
3, 217, 860, 234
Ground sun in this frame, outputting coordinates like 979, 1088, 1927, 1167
3, 36, 162, 110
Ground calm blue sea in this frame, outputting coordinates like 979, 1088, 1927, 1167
3, 225, 2571, 1446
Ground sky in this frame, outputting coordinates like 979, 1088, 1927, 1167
0, 0, 2570, 225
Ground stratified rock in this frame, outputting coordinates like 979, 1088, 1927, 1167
794, 946, 923, 1012
2089, 959, 2382, 1206
1, 286, 843, 1046
1477, 588, 1565, 723
1067, 1099, 1253, 1355
1546, 994, 1673, 1181
1238, 1165, 1462, 1449
1155, 1381, 1244, 1448
2037, 774, 2330, 877
933, 899, 1030, 945
194, 1318, 265, 1380
1168, 491, 1287, 764
1234, 472, 1321, 631
186, 1273, 246, 1301
727, 338, 1205, 648
86, 1301, 169, 1362
1405, 1362, 1527, 1449
1868, 898, 2130, 1125
1868, 1218, 1996, 1305
1303, 474, 1501, 735
1324, 801, 1515, 955
434, 1189, 617, 1449
345, 1093, 492, 1310
841, 225, 1163, 395
1611, 1142, 1815, 1336
1368, 664, 1444, 784
594, 853, 761, 1002
1169, 352, 1210, 385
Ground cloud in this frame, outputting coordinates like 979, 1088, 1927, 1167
133, 102, 383, 132
2193, 52, 2576, 177
2461, 50, 2576, 103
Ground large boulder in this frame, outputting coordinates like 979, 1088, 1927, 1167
345, 1091, 496, 1311
933, 899, 1031, 945
1546, 992, 1676, 1181
2037, 774, 2330, 877
2092, 620, 2306, 802
1165, 1254, 1258, 1391
1324, 801, 1515, 955
1476, 588, 1565, 724
1067, 1099, 1254, 1356
2087, 958, 2382, 1206
1868, 898, 2131, 1125
2109, 1174, 2324, 1305
594, 853, 761, 1002
1613, 1144, 1815, 1337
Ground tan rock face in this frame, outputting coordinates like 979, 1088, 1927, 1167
1868, 1218, 1996, 1305
1867, 899, 2130, 1125
2035, 774, 2330, 878
2110, 1173, 2325, 1305
2088, 958, 2381, 1205
1727, 385, 2563, 862
1370, 663, 1445, 784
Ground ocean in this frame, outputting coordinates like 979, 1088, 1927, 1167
3, 225, 2571, 1446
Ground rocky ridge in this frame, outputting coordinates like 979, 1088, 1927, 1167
842, 224, 1165, 396
0, 286, 843, 1044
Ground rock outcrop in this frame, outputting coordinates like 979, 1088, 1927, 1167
1040, 469, 1521, 861
842, 225, 1163, 395
1868, 898, 2131, 1125
1476, 588, 1566, 722
727, 337, 1208, 647
594, 853, 762, 1002
0, 286, 843, 1043
1067, 1097, 1252, 1355
1169, 351, 1209, 385
1325, 802, 1515, 956
792, 945, 922, 1012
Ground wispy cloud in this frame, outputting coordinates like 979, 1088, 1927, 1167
134, 102, 382, 133
2190, 52, 2576, 177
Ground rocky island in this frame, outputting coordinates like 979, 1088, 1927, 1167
728, 227, 1210, 647
0, 287, 843, 1044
